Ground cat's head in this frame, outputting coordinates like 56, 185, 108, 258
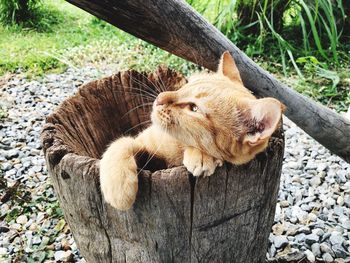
151, 51, 284, 164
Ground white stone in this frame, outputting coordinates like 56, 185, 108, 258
16, 215, 28, 225
309, 176, 321, 187
304, 249, 315, 263
322, 252, 333, 263
273, 235, 289, 249
54, 250, 73, 262
0, 247, 8, 255
337, 196, 345, 206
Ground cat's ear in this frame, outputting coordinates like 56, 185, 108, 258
217, 51, 243, 83
243, 98, 284, 146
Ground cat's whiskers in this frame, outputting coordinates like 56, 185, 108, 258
156, 75, 169, 93
124, 72, 159, 98
146, 74, 164, 95
109, 79, 157, 98
110, 81, 156, 113
134, 81, 158, 99
112, 89, 154, 113
127, 81, 158, 100
111, 89, 155, 101
136, 129, 165, 177
135, 119, 170, 176
157, 74, 169, 93
130, 79, 158, 108
124, 120, 152, 135
117, 73, 158, 114
189, 48, 203, 72
121, 103, 154, 120
132, 144, 149, 165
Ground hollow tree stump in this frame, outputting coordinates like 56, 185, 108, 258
41, 67, 284, 263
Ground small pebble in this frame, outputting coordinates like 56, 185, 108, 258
311, 243, 321, 257
329, 232, 344, 246
0, 247, 8, 255
320, 242, 335, 257
16, 215, 28, 225
304, 249, 315, 263
322, 252, 334, 263
309, 176, 321, 187
32, 236, 41, 245
54, 250, 73, 262
273, 235, 289, 249
305, 233, 319, 246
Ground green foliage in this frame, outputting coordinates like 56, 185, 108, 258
0, 105, 8, 120
28, 251, 47, 263
5, 207, 21, 222
0, 0, 41, 25
297, 0, 344, 65
65, 39, 196, 75
188, 0, 348, 72
0, 1, 118, 76
0, 0, 196, 77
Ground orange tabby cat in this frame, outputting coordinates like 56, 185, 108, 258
100, 51, 284, 210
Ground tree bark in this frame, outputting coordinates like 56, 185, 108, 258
41, 68, 284, 263
64, 0, 350, 163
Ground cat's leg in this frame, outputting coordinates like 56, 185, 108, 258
100, 136, 141, 210
183, 147, 223, 177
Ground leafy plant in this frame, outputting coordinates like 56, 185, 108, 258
0, 105, 8, 120
187, 0, 348, 72
0, 0, 41, 25
297, 0, 345, 65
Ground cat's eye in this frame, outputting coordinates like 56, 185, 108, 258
189, 103, 198, 112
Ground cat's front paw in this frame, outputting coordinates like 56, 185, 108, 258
100, 138, 138, 210
100, 158, 138, 210
183, 147, 222, 177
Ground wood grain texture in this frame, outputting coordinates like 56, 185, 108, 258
64, 0, 350, 163
41, 68, 284, 263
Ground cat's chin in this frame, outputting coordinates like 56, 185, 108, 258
151, 114, 170, 134
153, 121, 167, 132
151, 117, 183, 143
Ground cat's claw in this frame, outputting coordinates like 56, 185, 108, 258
183, 147, 221, 177
215, 159, 224, 167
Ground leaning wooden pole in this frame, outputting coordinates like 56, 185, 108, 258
65, 0, 350, 163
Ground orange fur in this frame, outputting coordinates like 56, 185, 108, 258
100, 51, 284, 210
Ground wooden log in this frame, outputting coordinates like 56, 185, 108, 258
64, 0, 350, 163
41, 68, 284, 263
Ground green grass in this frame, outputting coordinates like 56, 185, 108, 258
0, 0, 121, 75
0, 0, 196, 76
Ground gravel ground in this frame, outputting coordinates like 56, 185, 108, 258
1, 68, 350, 262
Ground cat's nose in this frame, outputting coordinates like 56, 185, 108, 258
156, 92, 174, 106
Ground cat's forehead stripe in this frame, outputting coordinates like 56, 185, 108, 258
195, 92, 209, 98
189, 79, 229, 86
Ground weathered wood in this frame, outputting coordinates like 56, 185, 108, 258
64, 0, 350, 163
41, 68, 284, 263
